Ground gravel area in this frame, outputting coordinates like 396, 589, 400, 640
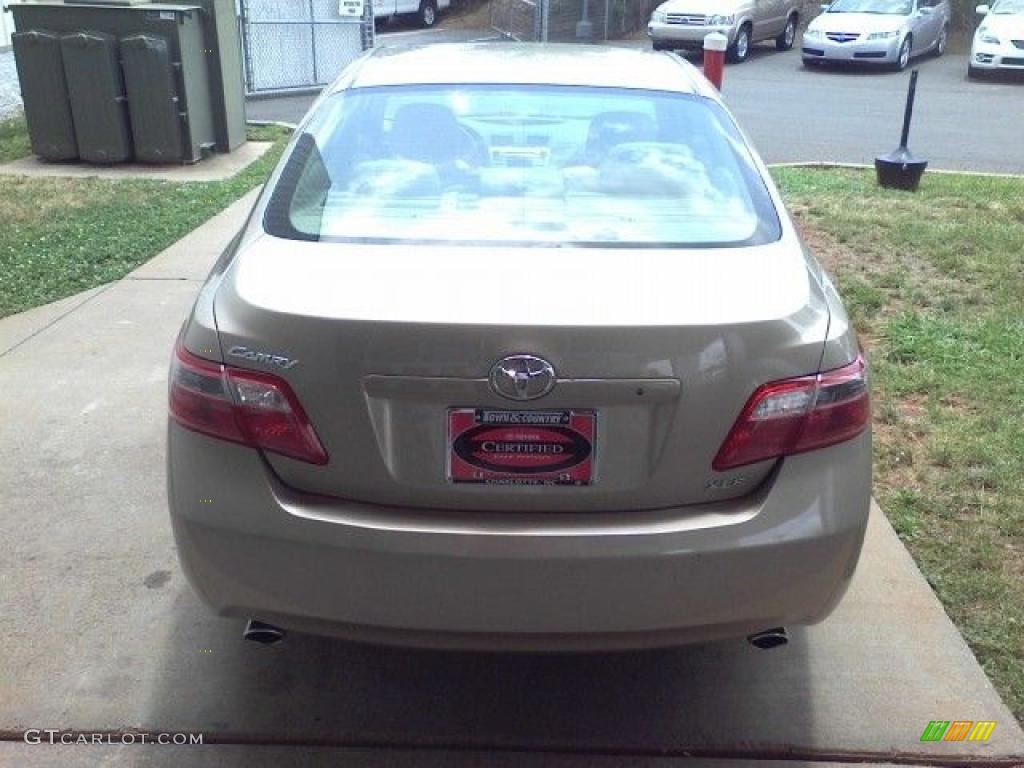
0, 49, 22, 118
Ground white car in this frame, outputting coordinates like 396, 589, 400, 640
374, 0, 449, 27
970, 0, 1024, 77
802, 0, 950, 70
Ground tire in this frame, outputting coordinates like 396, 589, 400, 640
728, 24, 752, 63
418, 0, 437, 28
894, 35, 912, 71
776, 14, 798, 51
934, 24, 948, 57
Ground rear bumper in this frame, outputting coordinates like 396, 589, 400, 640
168, 423, 871, 650
801, 36, 901, 63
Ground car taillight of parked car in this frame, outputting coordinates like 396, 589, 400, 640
713, 354, 870, 471
169, 339, 328, 465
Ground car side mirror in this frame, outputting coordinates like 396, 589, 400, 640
975, 3, 989, 12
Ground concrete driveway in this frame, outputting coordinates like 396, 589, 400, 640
2, 194, 1023, 767
247, 45, 1024, 174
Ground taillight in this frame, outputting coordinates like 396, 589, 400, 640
713, 354, 869, 471
169, 340, 328, 465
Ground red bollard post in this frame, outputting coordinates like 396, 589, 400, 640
702, 32, 728, 90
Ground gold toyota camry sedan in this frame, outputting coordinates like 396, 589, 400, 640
167, 43, 871, 651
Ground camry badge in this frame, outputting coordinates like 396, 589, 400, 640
228, 345, 299, 370
489, 355, 556, 401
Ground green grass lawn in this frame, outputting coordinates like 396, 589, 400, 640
0, 122, 290, 318
0, 114, 31, 164
776, 167, 1024, 722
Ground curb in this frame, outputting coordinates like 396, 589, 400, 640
247, 119, 299, 130
245, 85, 323, 100
769, 161, 1024, 180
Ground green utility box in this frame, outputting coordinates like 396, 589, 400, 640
11, 29, 78, 160
61, 30, 134, 162
192, 0, 247, 153
10, 0, 246, 164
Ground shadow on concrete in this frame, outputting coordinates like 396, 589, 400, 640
798, 54, 944, 77
966, 68, 1024, 85
143, 588, 816, 760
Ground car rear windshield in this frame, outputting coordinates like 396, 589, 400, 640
264, 84, 781, 248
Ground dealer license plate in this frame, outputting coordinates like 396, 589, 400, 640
447, 409, 596, 486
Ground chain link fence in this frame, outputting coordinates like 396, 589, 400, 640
491, 0, 661, 41
241, 0, 374, 94
489, 0, 541, 40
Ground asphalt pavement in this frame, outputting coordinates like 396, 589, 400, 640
247, 33, 1024, 175
2, 192, 1023, 768
719, 45, 1024, 175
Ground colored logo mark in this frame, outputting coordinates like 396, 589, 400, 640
920, 721, 996, 742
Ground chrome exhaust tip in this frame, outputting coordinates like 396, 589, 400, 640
747, 627, 788, 650
243, 619, 286, 645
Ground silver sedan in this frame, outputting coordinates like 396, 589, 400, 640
167, 44, 871, 652
802, 0, 951, 70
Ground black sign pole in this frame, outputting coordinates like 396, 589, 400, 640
875, 69, 929, 191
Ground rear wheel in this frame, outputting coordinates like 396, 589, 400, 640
728, 24, 752, 63
418, 0, 437, 27
934, 24, 948, 56
776, 14, 798, 51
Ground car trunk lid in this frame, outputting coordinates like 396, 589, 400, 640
212, 235, 830, 512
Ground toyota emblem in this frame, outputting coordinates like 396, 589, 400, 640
489, 355, 557, 401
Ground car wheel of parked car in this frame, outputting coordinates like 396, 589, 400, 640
418, 0, 437, 27
728, 24, 752, 63
935, 24, 948, 56
894, 35, 912, 71
776, 15, 798, 51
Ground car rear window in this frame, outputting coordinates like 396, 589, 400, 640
264, 84, 781, 248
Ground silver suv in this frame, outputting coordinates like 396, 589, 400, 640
649, 0, 802, 62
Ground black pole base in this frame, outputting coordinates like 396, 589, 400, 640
875, 147, 928, 192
